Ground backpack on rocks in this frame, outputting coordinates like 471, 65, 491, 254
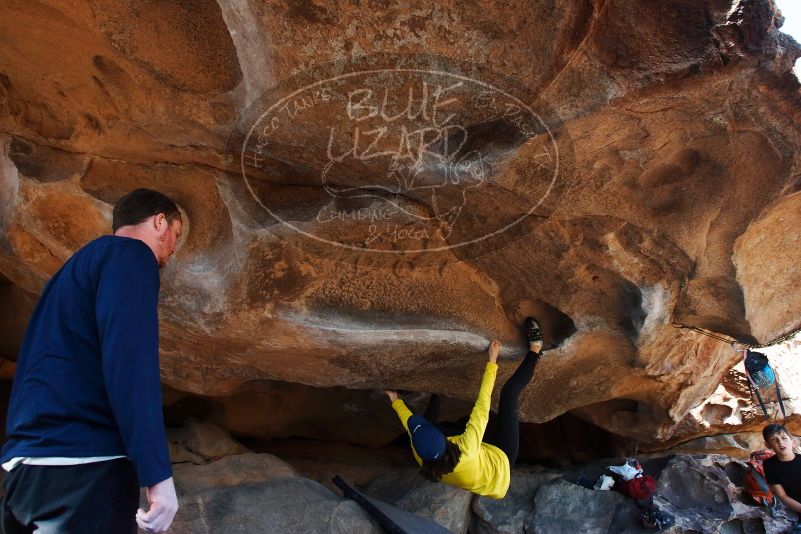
615, 475, 657, 500
744, 350, 786, 421
745, 449, 777, 510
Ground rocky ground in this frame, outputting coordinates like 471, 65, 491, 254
169, 451, 796, 533
163, 421, 796, 533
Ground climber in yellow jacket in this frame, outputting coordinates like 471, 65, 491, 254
385, 317, 544, 500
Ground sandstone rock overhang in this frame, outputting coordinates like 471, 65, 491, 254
0, 0, 800, 447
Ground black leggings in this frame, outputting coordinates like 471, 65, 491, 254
424, 351, 540, 467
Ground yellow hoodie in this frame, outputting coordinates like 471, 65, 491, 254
391, 362, 510, 499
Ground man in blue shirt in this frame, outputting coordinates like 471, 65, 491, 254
1, 189, 182, 533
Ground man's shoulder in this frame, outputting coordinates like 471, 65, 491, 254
75, 235, 138, 255
66, 237, 157, 284
88, 236, 155, 265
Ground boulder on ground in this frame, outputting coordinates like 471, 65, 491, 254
526, 478, 626, 534
471, 466, 561, 534
365, 468, 474, 534
169, 478, 380, 534
179, 420, 250, 460
172, 452, 298, 493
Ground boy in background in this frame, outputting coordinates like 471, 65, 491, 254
763, 423, 801, 532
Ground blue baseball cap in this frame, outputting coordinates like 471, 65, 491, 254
408, 415, 447, 461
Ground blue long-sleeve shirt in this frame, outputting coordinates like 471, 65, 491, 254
1, 235, 172, 487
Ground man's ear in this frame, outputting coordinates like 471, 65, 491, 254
153, 213, 166, 232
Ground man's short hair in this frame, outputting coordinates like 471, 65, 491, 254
763, 423, 790, 442
112, 189, 181, 233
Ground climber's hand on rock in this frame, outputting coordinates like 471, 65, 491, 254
488, 339, 501, 363
385, 390, 398, 402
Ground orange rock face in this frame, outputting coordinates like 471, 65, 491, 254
0, 0, 800, 448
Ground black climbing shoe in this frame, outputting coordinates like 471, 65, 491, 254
641, 510, 675, 530
523, 316, 543, 344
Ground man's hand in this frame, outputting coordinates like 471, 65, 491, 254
385, 390, 399, 403
136, 477, 178, 533
488, 339, 501, 363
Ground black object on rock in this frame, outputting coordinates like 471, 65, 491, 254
523, 316, 543, 344
641, 509, 676, 530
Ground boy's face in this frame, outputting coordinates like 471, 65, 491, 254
766, 430, 795, 457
